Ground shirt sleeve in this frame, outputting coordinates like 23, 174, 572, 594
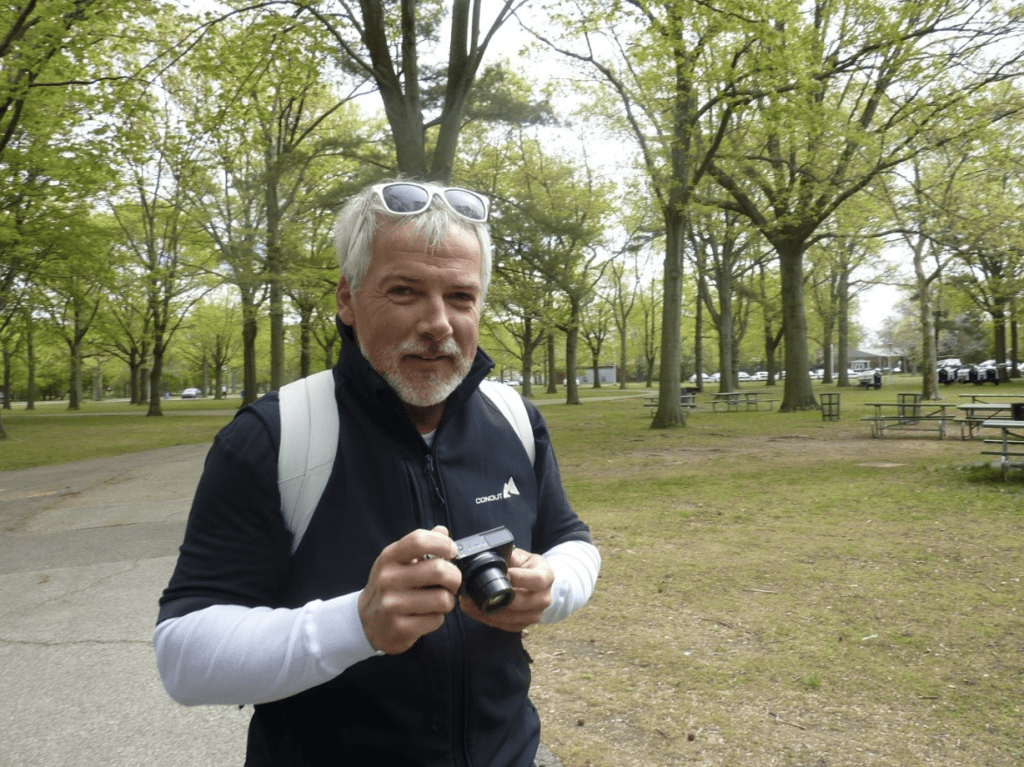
153, 593, 379, 706
540, 540, 601, 624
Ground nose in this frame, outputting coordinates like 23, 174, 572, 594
416, 294, 453, 342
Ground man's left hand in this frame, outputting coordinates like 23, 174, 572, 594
459, 548, 554, 632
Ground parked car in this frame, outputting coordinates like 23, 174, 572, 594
181, 387, 203, 399
753, 371, 769, 382
737, 371, 752, 381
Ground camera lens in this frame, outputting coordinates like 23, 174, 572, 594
459, 551, 515, 615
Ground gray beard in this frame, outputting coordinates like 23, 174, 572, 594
359, 335, 473, 408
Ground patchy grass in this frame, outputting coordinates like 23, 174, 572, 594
528, 381, 1024, 767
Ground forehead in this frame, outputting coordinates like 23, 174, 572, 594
369, 223, 482, 283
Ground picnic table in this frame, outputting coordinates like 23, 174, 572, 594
980, 418, 1024, 480
958, 393, 1024, 404
644, 390, 699, 417
862, 399, 956, 439
955, 402, 1017, 439
711, 390, 778, 412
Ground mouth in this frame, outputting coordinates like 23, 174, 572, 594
406, 354, 452, 363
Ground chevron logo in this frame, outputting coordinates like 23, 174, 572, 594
503, 477, 520, 499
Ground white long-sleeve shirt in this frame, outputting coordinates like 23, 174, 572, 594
154, 539, 600, 706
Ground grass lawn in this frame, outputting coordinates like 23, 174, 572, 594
2, 378, 1022, 765
527, 379, 1024, 766
0, 398, 238, 471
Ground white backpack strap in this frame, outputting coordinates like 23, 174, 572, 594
478, 380, 536, 465
277, 369, 338, 554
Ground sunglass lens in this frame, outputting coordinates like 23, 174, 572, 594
381, 184, 430, 213
444, 189, 487, 221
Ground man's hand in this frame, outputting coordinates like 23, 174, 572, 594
459, 548, 554, 633
359, 526, 461, 655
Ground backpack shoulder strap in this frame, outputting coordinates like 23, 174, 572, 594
478, 379, 536, 465
277, 369, 338, 554
277, 373, 534, 555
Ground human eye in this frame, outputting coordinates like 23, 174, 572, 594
388, 285, 417, 299
448, 289, 478, 305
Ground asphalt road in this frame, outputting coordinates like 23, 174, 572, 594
0, 443, 562, 767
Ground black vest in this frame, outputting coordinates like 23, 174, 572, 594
246, 330, 542, 767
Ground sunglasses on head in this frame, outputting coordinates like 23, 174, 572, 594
372, 182, 490, 223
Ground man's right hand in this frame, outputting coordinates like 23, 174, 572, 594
358, 526, 461, 655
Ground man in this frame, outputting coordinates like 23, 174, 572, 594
154, 180, 601, 767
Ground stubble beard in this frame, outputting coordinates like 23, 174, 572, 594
360, 335, 473, 408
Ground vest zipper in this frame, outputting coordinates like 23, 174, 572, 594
424, 454, 447, 508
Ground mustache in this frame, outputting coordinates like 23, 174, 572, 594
398, 337, 463, 358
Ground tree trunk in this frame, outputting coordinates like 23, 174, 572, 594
717, 290, 733, 393
651, 207, 686, 427
68, 340, 82, 411
546, 333, 557, 395
241, 311, 259, 406
617, 320, 628, 389
147, 341, 165, 416
777, 240, 818, 411
25, 315, 35, 410
521, 317, 535, 399
298, 306, 313, 380
836, 271, 851, 386
992, 301, 1009, 383
564, 331, 579, 405
1011, 318, 1019, 378
564, 300, 581, 406
821, 316, 834, 384
92, 358, 103, 401
913, 242, 939, 401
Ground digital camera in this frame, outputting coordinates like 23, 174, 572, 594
452, 526, 516, 615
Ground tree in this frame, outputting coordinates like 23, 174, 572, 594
0, 1, 151, 160
225, 0, 530, 182
605, 232, 652, 390
179, 297, 242, 397
33, 216, 112, 409
689, 206, 762, 392
474, 130, 612, 405
705, 0, 1024, 410
0, 0, 147, 433
533, 0, 752, 425
579, 286, 612, 388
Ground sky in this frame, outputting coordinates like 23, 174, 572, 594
857, 283, 902, 344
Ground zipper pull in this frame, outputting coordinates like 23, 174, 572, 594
424, 454, 446, 507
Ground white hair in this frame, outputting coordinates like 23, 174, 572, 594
333, 179, 493, 300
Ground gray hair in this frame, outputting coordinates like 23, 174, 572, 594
333, 179, 493, 300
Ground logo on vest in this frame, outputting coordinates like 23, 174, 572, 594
475, 477, 520, 505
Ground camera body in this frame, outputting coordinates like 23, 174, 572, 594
452, 526, 516, 615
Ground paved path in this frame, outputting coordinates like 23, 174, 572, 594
0, 443, 562, 766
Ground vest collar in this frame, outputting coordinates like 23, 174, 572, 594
335, 318, 495, 433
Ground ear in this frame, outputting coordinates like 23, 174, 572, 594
336, 277, 356, 326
